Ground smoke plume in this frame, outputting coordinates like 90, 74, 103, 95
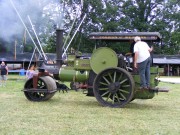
0, 0, 60, 42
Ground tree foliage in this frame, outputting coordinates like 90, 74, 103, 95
74, 0, 180, 54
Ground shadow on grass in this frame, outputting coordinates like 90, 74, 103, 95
48, 97, 100, 108
45, 96, 167, 110
21, 89, 168, 110
125, 100, 167, 110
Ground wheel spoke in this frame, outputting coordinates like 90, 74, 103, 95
100, 81, 109, 86
38, 81, 42, 86
117, 73, 123, 82
119, 89, 130, 94
112, 94, 115, 104
113, 71, 117, 83
106, 92, 111, 101
42, 82, 45, 86
40, 93, 45, 97
39, 85, 45, 89
99, 87, 109, 90
103, 76, 110, 84
108, 73, 113, 82
121, 85, 130, 88
119, 92, 127, 100
115, 93, 121, 103
101, 90, 110, 97
120, 78, 128, 84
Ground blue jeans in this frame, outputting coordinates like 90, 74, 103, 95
138, 57, 151, 87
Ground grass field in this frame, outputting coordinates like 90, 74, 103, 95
0, 75, 179, 135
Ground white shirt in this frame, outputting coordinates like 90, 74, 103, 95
134, 41, 150, 63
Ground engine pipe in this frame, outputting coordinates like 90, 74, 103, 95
56, 29, 63, 67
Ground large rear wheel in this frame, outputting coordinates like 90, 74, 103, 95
93, 67, 134, 108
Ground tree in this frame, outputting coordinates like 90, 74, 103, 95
43, 35, 56, 53
78, 0, 180, 54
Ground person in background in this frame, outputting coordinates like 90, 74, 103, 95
133, 36, 153, 89
169, 66, 173, 76
26, 65, 35, 79
0, 61, 8, 87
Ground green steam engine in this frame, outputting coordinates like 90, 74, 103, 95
23, 31, 168, 108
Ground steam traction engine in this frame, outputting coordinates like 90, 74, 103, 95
23, 31, 168, 108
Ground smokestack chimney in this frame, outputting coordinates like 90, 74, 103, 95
56, 29, 63, 67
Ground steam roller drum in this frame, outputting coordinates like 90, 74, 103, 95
90, 47, 118, 74
24, 76, 57, 101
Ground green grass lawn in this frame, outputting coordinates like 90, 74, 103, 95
0, 75, 179, 135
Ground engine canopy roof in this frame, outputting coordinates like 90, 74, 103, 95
89, 32, 162, 42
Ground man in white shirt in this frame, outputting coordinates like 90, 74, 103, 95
134, 36, 153, 89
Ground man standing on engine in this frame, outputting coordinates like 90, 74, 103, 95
134, 36, 153, 89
